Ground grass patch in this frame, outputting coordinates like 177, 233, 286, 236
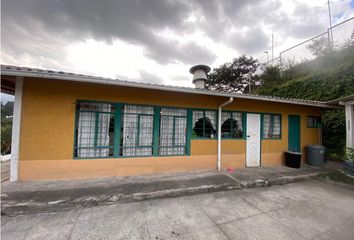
318, 170, 354, 186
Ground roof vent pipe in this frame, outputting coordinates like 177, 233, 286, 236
189, 65, 211, 89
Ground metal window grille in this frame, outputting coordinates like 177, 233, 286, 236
121, 104, 154, 157
221, 111, 243, 138
263, 114, 281, 139
192, 110, 217, 138
75, 102, 115, 158
307, 116, 321, 128
159, 108, 187, 156
263, 114, 272, 138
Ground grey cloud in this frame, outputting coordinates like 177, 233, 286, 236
228, 27, 269, 54
1, 0, 331, 71
138, 70, 164, 84
278, 3, 328, 39
2, 0, 216, 65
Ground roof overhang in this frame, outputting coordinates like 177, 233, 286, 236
326, 94, 354, 106
1, 65, 337, 109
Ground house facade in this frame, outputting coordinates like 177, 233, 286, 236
1, 65, 333, 181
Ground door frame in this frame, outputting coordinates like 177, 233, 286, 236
288, 115, 301, 152
246, 113, 261, 167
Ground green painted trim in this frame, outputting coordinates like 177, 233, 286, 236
113, 103, 122, 157
261, 113, 282, 140
172, 116, 176, 146
136, 114, 141, 146
219, 110, 245, 139
73, 101, 79, 159
288, 115, 301, 152
191, 108, 218, 139
94, 112, 99, 147
186, 109, 193, 155
153, 106, 161, 156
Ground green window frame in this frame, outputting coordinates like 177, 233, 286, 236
120, 104, 154, 157
262, 113, 281, 139
307, 116, 321, 128
192, 109, 217, 139
159, 108, 188, 156
74, 101, 191, 159
221, 111, 245, 139
74, 101, 116, 158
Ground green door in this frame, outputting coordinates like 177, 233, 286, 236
288, 115, 301, 152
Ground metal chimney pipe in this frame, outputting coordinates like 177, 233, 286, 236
189, 65, 211, 89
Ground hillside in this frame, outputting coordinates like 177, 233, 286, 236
258, 45, 354, 157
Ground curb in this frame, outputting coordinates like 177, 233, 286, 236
1, 172, 322, 216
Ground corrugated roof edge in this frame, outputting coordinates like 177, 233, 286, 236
1, 64, 336, 109
326, 94, 354, 105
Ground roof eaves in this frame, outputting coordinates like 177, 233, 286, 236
1, 65, 335, 109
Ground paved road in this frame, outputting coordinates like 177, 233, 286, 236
2, 180, 354, 240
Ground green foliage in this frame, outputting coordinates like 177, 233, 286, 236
259, 65, 283, 89
258, 46, 354, 157
344, 148, 354, 164
1, 101, 14, 154
306, 37, 332, 57
206, 55, 259, 93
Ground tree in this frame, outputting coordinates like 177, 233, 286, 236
258, 65, 283, 89
205, 55, 260, 93
306, 37, 332, 57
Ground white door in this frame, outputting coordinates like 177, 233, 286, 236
246, 113, 261, 167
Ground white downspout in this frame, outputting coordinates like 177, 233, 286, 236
217, 97, 234, 171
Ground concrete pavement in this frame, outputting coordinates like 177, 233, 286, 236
1, 166, 328, 216
2, 180, 354, 240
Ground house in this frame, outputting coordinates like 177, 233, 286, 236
327, 94, 354, 149
1, 64, 335, 181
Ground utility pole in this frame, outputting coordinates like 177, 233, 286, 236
248, 72, 251, 94
327, 0, 333, 44
271, 33, 274, 65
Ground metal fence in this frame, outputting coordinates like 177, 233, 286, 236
261, 17, 354, 70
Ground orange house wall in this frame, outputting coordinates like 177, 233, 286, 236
18, 78, 321, 180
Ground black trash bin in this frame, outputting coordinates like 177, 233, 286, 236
306, 145, 325, 167
285, 151, 302, 168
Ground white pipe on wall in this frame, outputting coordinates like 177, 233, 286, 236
217, 97, 234, 171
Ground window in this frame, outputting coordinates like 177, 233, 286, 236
159, 108, 187, 156
121, 105, 154, 157
192, 110, 217, 138
75, 101, 191, 159
74, 102, 115, 158
307, 116, 321, 128
221, 111, 244, 138
262, 114, 281, 139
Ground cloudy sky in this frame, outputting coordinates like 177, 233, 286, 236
1, 0, 354, 93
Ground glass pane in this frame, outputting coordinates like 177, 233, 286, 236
221, 112, 232, 137
159, 108, 187, 156
263, 114, 272, 138
77, 112, 96, 148
192, 111, 204, 137
97, 113, 114, 147
205, 111, 216, 138
232, 112, 243, 138
273, 115, 281, 138
174, 117, 187, 146
123, 104, 154, 114
161, 108, 186, 116
139, 115, 154, 146
159, 116, 174, 147
78, 102, 114, 112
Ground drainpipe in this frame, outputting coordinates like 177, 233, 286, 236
217, 97, 234, 171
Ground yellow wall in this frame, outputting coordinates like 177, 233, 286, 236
18, 78, 321, 180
